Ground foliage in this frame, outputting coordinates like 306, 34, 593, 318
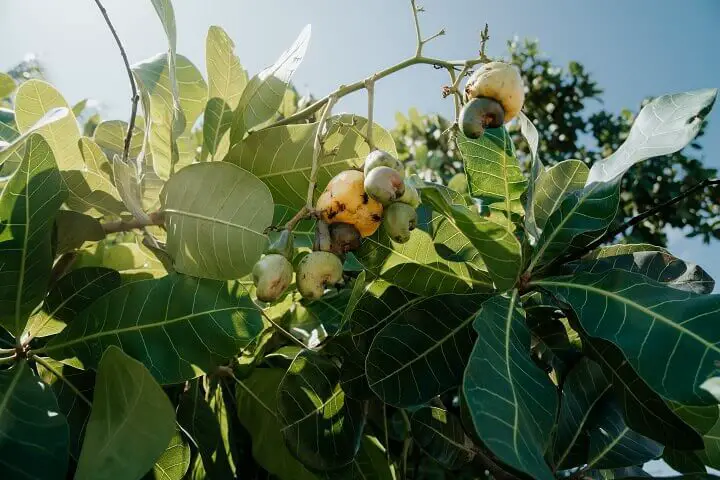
0, 2, 719, 480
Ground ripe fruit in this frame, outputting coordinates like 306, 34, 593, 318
383, 203, 418, 244
364, 150, 404, 177
316, 170, 384, 237
252, 254, 293, 302
396, 180, 421, 208
296, 251, 344, 300
267, 229, 294, 259
464, 61, 525, 122
364, 166, 405, 205
459, 97, 505, 139
328, 222, 362, 255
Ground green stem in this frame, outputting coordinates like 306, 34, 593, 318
0, 354, 17, 365
400, 409, 412, 479
32, 354, 92, 407
307, 95, 338, 210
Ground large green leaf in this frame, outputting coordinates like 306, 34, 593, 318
203, 97, 234, 159
0, 106, 68, 167
410, 406, 475, 470
75, 346, 176, 480
230, 25, 310, 141
54, 210, 106, 255
0, 72, 15, 98
585, 398, 663, 469
146, 429, 191, 480
553, 357, 612, 470
535, 270, 720, 405
585, 243, 666, 259
150, 0, 184, 136
462, 292, 557, 480
160, 162, 273, 280
458, 128, 527, 214
366, 293, 487, 407
420, 184, 522, 291
0, 361, 69, 480
585, 337, 704, 450
72, 238, 169, 282
133, 53, 208, 179
533, 159, 589, 233
93, 119, 146, 161
235, 368, 319, 480
587, 89, 717, 185
278, 349, 366, 470
563, 250, 714, 294
227, 114, 396, 209
74, 137, 126, 217
25, 266, 121, 339
355, 206, 493, 296
336, 435, 396, 480
43, 273, 263, 384
0, 134, 67, 336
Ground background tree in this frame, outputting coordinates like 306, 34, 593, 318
393, 38, 719, 247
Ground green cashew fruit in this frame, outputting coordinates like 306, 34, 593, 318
364, 166, 405, 205
363, 149, 404, 177
383, 202, 418, 244
296, 251, 344, 300
267, 229, 295, 259
396, 180, 421, 208
252, 254, 293, 302
459, 97, 505, 139
328, 222, 362, 255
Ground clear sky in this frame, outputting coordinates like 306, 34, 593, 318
1, 0, 719, 285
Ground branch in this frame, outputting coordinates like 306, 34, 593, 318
410, 0, 423, 56
364, 76, 376, 150
101, 210, 165, 234
306, 95, 338, 210
549, 178, 720, 269
92, 0, 139, 165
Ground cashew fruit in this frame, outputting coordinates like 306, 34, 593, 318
252, 254, 293, 302
267, 229, 294, 259
364, 149, 404, 177
464, 61, 525, 122
364, 166, 405, 205
296, 251, 344, 300
459, 97, 505, 139
316, 170, 384, 237
396, 180, 421, 208
383, 202, 418, 244
329, 222, 362, 255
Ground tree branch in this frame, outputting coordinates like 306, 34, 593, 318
307, 95, 338, 210
92, 0, 139, 165
410, 0, 423, 56
101, 210, 165, 234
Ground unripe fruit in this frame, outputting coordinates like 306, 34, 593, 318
328, 222, 362, 255
364, 166, 405, 205
459, 97, 505, 139
296, 251, 344, 300
316, 170, 384, 237
383, 203, 418, 244
464, 61, 525, 122
252, 254, 293, 302
396, 180, 421, 208
267, 229, 294, 260
364, 150, 404, 177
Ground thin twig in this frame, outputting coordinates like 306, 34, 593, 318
101, 210, 165, 234
92, 0, 139, 165
32, 354, 93, 407
364, 76, 376, 150
307, 95, 338, 210
547, 178, 720, 270
410, 0, 423, 57
0, 354, 17, 365
479, 23, 490, 61
284, 206, 310, 231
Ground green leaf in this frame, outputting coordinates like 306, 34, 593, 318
335, 435, 396, 480
564, 250, 715, 294
147, 429, 191, 480
44, 273, 263, 384
586, 243, 667, 259
73, 238, 169, 281
462, 292, 557, 480
585, 398, 662, 469
93, 119, 146, 160
663, 448, 707, 475
230, 25, 310, 141
338, 270, 366, 333
535, 270, 720, 405
0, 106, 70, 170
160, 162, 273, 280
553, 357, 612, 470
519, 111, 542, 238
355, 206, 493, 296
410, 406, 475, 470
587, 89, 717, 185
0, 361, 69, 480
203, 97, 234, 159
585, 337, 704, 450
458, 128, 527, 215
227, 114, 396, 209
72, 137, 127, 217
0, 107, 19, 142
54, 210, 106, 255
533, 159, 589, 233
75, 346, 176, 480
235, 368, 319, 480
149, 0, 183, 135
366, 293, 487, 407
278, 349, 366, 470
0, 72, 15, 98
0, 133, 67, 337
206, 26, 248, 106
111, 154, 152, 222
420, 184, 522, 291
25, 266, 121, 339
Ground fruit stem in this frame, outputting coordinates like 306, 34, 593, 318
364, 75, 377, 151
306, 95, 338, 210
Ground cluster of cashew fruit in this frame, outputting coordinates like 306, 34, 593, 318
459, 61, 525, 138
253, 150, 421, 303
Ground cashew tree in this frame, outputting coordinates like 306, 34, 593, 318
0, 1, 719, 479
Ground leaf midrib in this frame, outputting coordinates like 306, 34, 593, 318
163, 208, 265, 237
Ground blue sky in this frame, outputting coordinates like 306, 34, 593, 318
1, 0, 719, 284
